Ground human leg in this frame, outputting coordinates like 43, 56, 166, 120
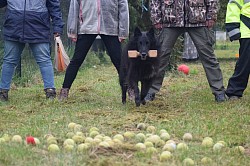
226, 39, 250, 98
188, 27, 225, 101
30, 43, 54, 89
147, 28, 182, 96
100, 35, 121, 73
0, 40, 25, 101
29, 43, 56, 99
62, 34, 97, 89
59, 34, 97, 100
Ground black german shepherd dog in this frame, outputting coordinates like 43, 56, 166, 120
119, 27, 159, 107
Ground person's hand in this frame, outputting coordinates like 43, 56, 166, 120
71, 38, 77, 42
119, 37, 126, 43
154, 23, 163, 29
206, 20, 215, 29
54, 33, 60, 39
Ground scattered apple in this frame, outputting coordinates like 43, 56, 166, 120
11, 135, 22, 143
234, 146, 245, 154
213, 142, 224, 152
183, 158, 195, 166
201, 157, 212, 164
89, 131, 99, 138
146, 126, 156, 133
136, 123, 146, 130
63, 139, 75, 146
135, 143, 146, 151
68, 122, 76, 130
160, 151, 172, 161
177, 142, 188, 151
113, 134, 124, 142
48, 144, 60, 153
160, 132, 170, 141
183, 133, 193, 141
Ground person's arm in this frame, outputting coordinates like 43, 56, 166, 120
150, 0, 162, 29
46, 0, 64, 36
67, 0, 79, 41
205, 0, 218, 28
118, 0, 129, 41
225, 0, 241, 41
0, 0, 7, 8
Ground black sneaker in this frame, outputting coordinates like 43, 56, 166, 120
215, 93, 226, 102
144, 93, 155, 102
44, 88, 56, 99
0, 89, 8, 101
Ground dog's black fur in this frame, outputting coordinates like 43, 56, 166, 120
119, 27, 159, 107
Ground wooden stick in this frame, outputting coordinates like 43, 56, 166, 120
128, 50, 158, 58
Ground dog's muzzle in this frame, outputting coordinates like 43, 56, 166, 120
140, 53, 147, 60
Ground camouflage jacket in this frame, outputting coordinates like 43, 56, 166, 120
150, 0, 218, 27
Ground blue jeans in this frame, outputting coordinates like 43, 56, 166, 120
0, 40, 55, 90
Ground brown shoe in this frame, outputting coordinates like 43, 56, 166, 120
44, 88, 56, 99
0, 89, 8, 101
58, 88, 69, 101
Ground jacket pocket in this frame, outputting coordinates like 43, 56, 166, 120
162, 0, 176, 23
204, 28, 215, 46
29, 0, 46, 11
187, 0, 206, 24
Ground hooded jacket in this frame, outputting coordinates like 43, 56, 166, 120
67, 0, 129, 39
0, 0, 64, 43
225, 0, 250, 41
150, 0, 218, 27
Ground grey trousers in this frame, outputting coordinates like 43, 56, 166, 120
148, 27, 225, 95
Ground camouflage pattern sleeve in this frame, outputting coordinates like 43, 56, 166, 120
150, 0, 162, 25
206, 0, 219, 21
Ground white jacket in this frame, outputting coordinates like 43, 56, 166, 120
67, 0, 129, 39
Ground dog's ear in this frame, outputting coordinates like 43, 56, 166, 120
134, 27, 142, 37
147, 27, 154, 37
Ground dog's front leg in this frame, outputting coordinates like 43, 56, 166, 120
141, 79, 152, 105
131, 82, 140, 107
122, 84, 128, 104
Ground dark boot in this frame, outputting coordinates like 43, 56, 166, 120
58, 88, 69, 101
44, 88, 56, 99
0, 89, 8, 101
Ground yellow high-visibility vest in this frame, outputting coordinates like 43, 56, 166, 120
226, 0, 250, 39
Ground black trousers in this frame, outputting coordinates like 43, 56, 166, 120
226, 39, 250, 97
62, 34, 121, 89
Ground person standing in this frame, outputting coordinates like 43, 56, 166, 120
145, 0, 226, 102
225, 0, 250, 100
58, 0, 129, 100
0, 0, 64, 101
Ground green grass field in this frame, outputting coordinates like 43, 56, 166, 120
0, 41, 250, 166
